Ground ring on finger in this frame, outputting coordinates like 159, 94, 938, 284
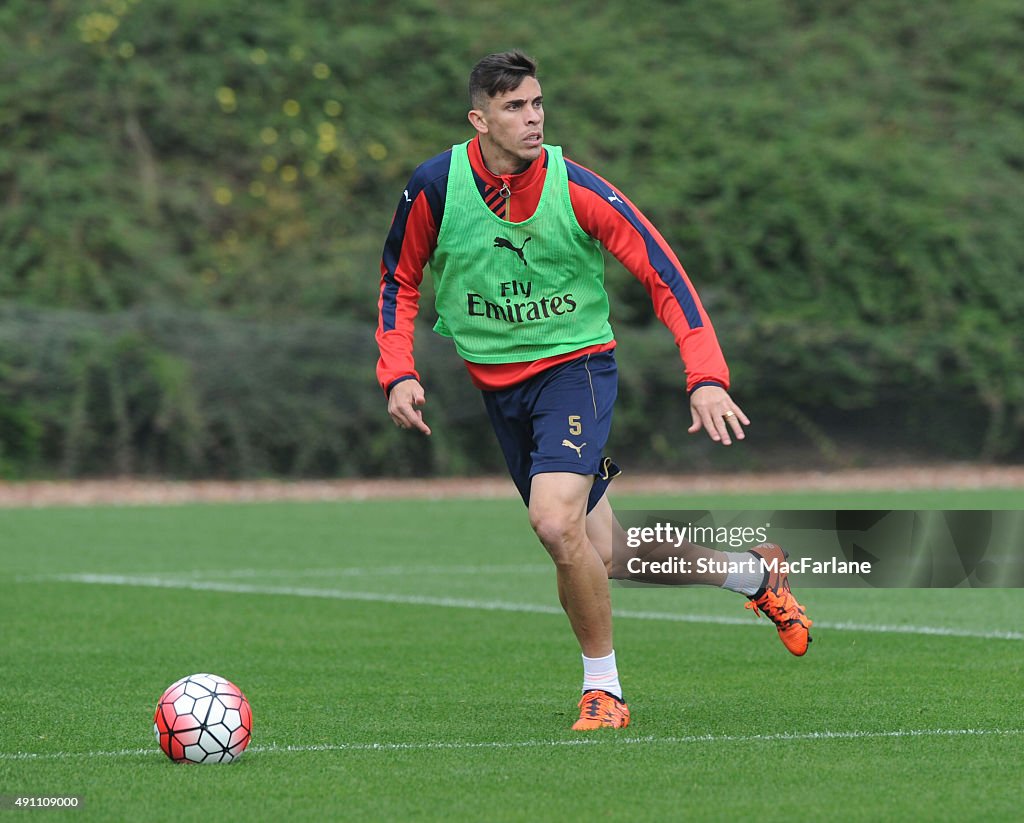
723, 410, 736, 419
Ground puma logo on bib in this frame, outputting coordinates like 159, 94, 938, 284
493, 236, 531, 266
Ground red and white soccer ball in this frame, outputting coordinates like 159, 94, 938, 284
153, 673, 252, 764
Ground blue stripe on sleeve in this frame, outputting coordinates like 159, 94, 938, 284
565, 159, 703, 329
380, 149, 451, 331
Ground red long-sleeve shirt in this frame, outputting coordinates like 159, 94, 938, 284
376, 136, 729, 394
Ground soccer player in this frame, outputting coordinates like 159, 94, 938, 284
376, 50, 812, 730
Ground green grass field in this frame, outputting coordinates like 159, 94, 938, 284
2, 488, 1022, 821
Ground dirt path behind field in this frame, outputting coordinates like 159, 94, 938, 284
1, 465, 1022, 508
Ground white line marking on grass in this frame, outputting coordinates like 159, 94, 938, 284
252, 727, 1024, 753
167, 563, 553, 579
1, 748, 156, 762
3, 728, 1021, 762
38, 573, 1024, 641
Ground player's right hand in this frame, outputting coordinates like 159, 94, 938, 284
387, 379, 431, 436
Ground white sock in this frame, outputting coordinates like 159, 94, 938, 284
582, 651, 623, 700
721, 551, 765, 596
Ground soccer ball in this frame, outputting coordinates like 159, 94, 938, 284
153, 673, 252, 764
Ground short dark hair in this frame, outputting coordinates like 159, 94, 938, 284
469, 50, 538, 109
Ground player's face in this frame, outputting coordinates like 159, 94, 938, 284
471, 76, 544, 175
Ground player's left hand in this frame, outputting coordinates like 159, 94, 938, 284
688, 385, 749, 446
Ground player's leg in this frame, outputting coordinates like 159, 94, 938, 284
526, 352, 629, 729
598, 502, 813, 655
531, 471, 629, 730
606, 524, 747, 586
589, 495, 730, 584
529, 471, 612, 658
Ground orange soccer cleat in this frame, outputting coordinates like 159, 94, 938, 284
572, 690, 631, 731
745, 543, 813, 656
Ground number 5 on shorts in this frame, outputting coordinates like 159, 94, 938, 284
568, 415, 582, 436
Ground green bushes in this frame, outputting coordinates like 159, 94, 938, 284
0, 301, 1016, 479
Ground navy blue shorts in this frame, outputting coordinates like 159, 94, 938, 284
482, 351, 621, 513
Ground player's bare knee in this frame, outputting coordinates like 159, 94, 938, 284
530, 512, 585, 564
530, 514, 573, 554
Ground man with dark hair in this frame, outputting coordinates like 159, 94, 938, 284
468, 50, 537, 110
376, 50, 812, 730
